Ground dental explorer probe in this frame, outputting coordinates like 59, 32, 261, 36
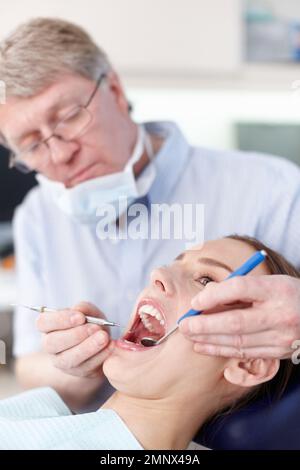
11, 304, 121, 327
141, 250, 267, 347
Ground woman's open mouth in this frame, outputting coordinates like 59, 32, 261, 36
117, 300, 167, 351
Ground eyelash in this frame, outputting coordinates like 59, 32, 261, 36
194, 274, 214, 287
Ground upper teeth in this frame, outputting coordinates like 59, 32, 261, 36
138, 304, 165, 330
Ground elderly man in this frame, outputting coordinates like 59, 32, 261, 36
0, 18, 300, 411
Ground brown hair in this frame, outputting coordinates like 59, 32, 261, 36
227, 235, 299, 404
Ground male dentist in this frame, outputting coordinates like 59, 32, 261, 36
0, 18, 300, 411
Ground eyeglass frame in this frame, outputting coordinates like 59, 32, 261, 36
8, 72, 107, 173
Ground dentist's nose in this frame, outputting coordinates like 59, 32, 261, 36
47, 136, 80, 165
150, 267, 175, 296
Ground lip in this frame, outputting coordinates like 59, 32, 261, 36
116, 338, 153, 352
119, 297, 167, 352
125, 298, 168, 335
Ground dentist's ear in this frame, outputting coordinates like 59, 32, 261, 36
224, 357, 280, 387
106, 71, 129, 114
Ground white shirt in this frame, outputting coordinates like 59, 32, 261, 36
13, 121, 300, 357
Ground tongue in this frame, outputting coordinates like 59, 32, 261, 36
124, 318, 162, 345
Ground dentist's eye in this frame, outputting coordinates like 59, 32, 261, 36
195, 276, 214, 287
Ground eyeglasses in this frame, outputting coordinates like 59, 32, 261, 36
8, 73, 107, 174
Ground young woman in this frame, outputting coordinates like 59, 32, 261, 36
0, 235, 298, 450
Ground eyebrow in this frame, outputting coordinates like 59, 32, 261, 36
198, 257, 233, 273
175, 253, 185, 261
175, 252, 233, 273
13, 95, 77, 145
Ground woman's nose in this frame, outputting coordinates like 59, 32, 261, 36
150, 267, 175, 296
47, 135, 80, 165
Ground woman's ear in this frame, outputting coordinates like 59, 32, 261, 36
224, 357, 280, 387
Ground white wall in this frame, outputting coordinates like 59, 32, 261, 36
129, 86, 300, 149
267, 0, 300, 20
0, 0, 242, 78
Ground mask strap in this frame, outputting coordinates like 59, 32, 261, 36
124, 125, 145, 171
143, 127, 155, 162
125, 124, 155, 171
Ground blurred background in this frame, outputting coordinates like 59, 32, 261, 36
1, 0, 300, 397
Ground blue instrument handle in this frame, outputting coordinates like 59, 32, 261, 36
178, 308, 201, 323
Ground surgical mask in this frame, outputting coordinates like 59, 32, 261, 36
36, 125, 156, 224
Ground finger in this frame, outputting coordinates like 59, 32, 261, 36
191, 276, 269, 312
179, 307, 270, 336
72, 302, 109, 332
52, 329, 110, 370
42, 323, 101, 354
36, 310, 86, 333
184, 330, 280, 349
193, 343, 288, 359
67, 343, 115, 378
72, 301, 103, 318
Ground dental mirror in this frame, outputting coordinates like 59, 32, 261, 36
140, 337, 157, 347
141, 324, 179, 347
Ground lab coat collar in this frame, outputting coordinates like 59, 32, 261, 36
143, 121, 190, 204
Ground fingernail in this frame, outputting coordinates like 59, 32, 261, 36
184, 317, 198, 335
191, 296, 200, 309
189, 318, 201, 335
179, 319, 189, 334
97, 331, 107, 344
194, 343, 202, 353
71, 313, 83, 326
87, 324, 100, 335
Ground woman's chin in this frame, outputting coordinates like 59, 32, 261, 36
102, 353, 139, 392
102, 341, 161, 387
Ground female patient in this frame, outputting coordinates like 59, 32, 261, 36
0, 235, 298, 450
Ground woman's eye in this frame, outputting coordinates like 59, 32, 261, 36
195, 276, 214, 287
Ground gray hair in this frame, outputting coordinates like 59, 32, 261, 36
0, 17, 112, 97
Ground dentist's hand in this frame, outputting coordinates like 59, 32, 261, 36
179, 275, 300, 359
36, 301, 113, 378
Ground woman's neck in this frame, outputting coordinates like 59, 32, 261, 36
101, 390, 216, 450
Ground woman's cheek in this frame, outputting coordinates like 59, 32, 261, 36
178, 292, 197, 317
